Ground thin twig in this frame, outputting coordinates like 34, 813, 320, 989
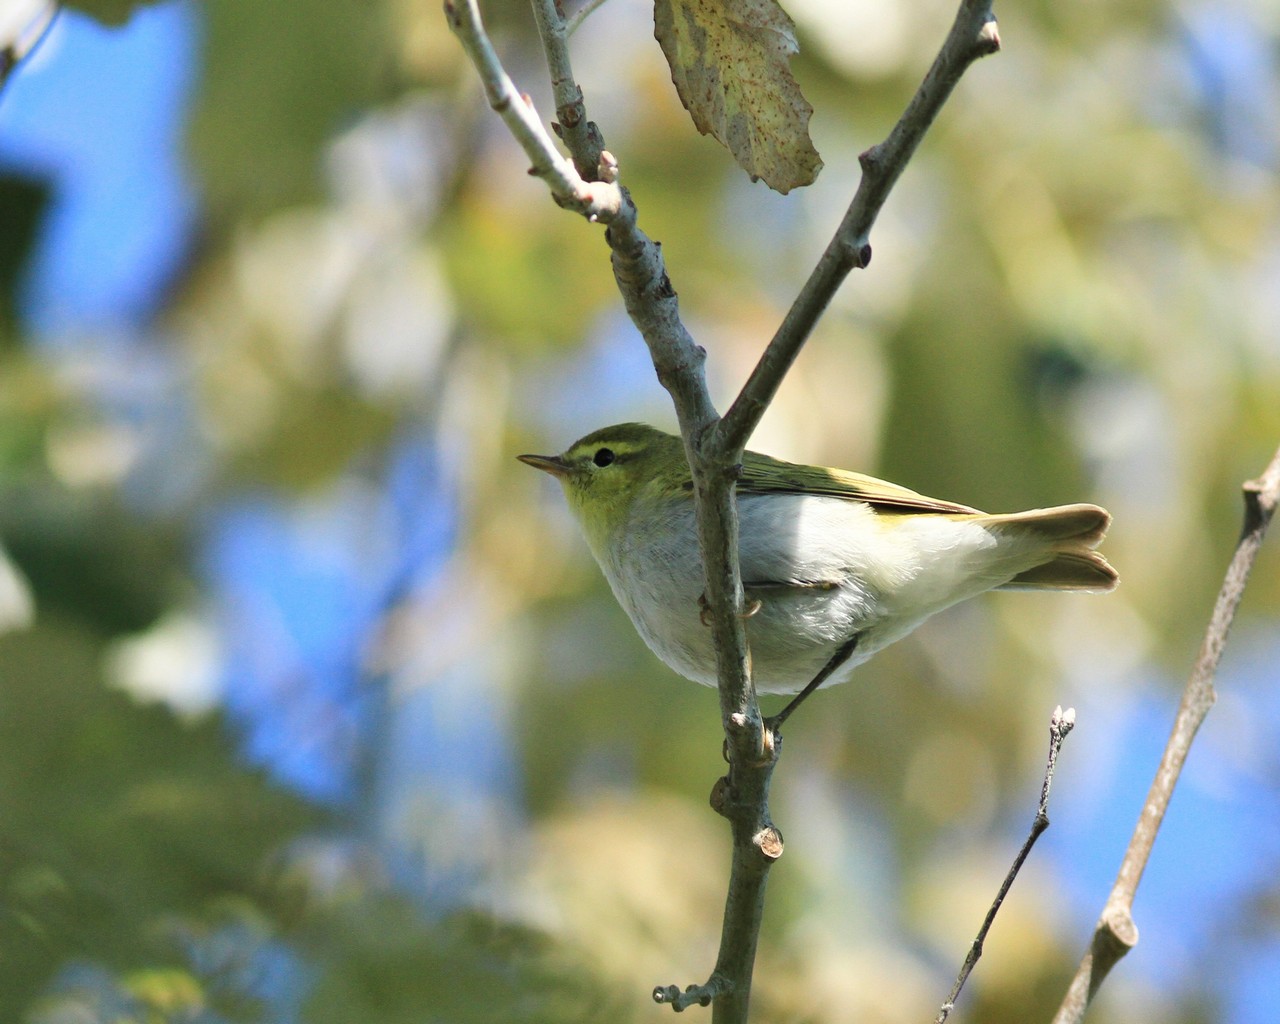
565, 0, 611, 37
528, 0, 604, 177
655, 729, 782, 1023
936, 707, 1076, 1023
443, 0, 619, 221
653, 973, 728, 1012
716, 0, 999, 458
1051, 442, 1280, 1024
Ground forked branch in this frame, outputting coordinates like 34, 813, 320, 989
444, 0, 620, 222
447, 2, 1001, 1020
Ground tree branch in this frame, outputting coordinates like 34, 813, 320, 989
937, 707, 1075, 1023
717, 0, 1000, 457
652, 4, 1001, 1020
528, 0, 604, 178
444, 0, 619, 221
599, 195, 757, 756
1051, 441, 1280, 1024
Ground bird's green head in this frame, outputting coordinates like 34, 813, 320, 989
518, 423, 690, 546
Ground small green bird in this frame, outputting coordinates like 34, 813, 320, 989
520, 423, 1116, 712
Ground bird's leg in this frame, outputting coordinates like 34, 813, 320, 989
765, 634, 859, 736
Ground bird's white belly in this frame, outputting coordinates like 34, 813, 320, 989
598, 493, 970, 694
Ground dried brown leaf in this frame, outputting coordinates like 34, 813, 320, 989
654, 0, 822, 193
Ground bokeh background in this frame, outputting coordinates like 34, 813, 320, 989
1, 0, 1278, 1021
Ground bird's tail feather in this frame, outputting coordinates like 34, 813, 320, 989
1001, 550, 1118, 591
984, 503, 1118, 593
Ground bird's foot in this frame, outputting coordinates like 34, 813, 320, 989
698, 593, 763, 627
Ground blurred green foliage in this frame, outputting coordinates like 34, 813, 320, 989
0, 617, 316, 1017
191, 0, 406, 217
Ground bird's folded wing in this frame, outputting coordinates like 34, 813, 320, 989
738, 451, 980, 515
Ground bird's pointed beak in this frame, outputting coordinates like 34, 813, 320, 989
517, 452, 571, 479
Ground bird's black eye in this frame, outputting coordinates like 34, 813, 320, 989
592, 447, 616, 468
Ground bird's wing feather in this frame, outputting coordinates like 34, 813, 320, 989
737, 450, 980, 516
